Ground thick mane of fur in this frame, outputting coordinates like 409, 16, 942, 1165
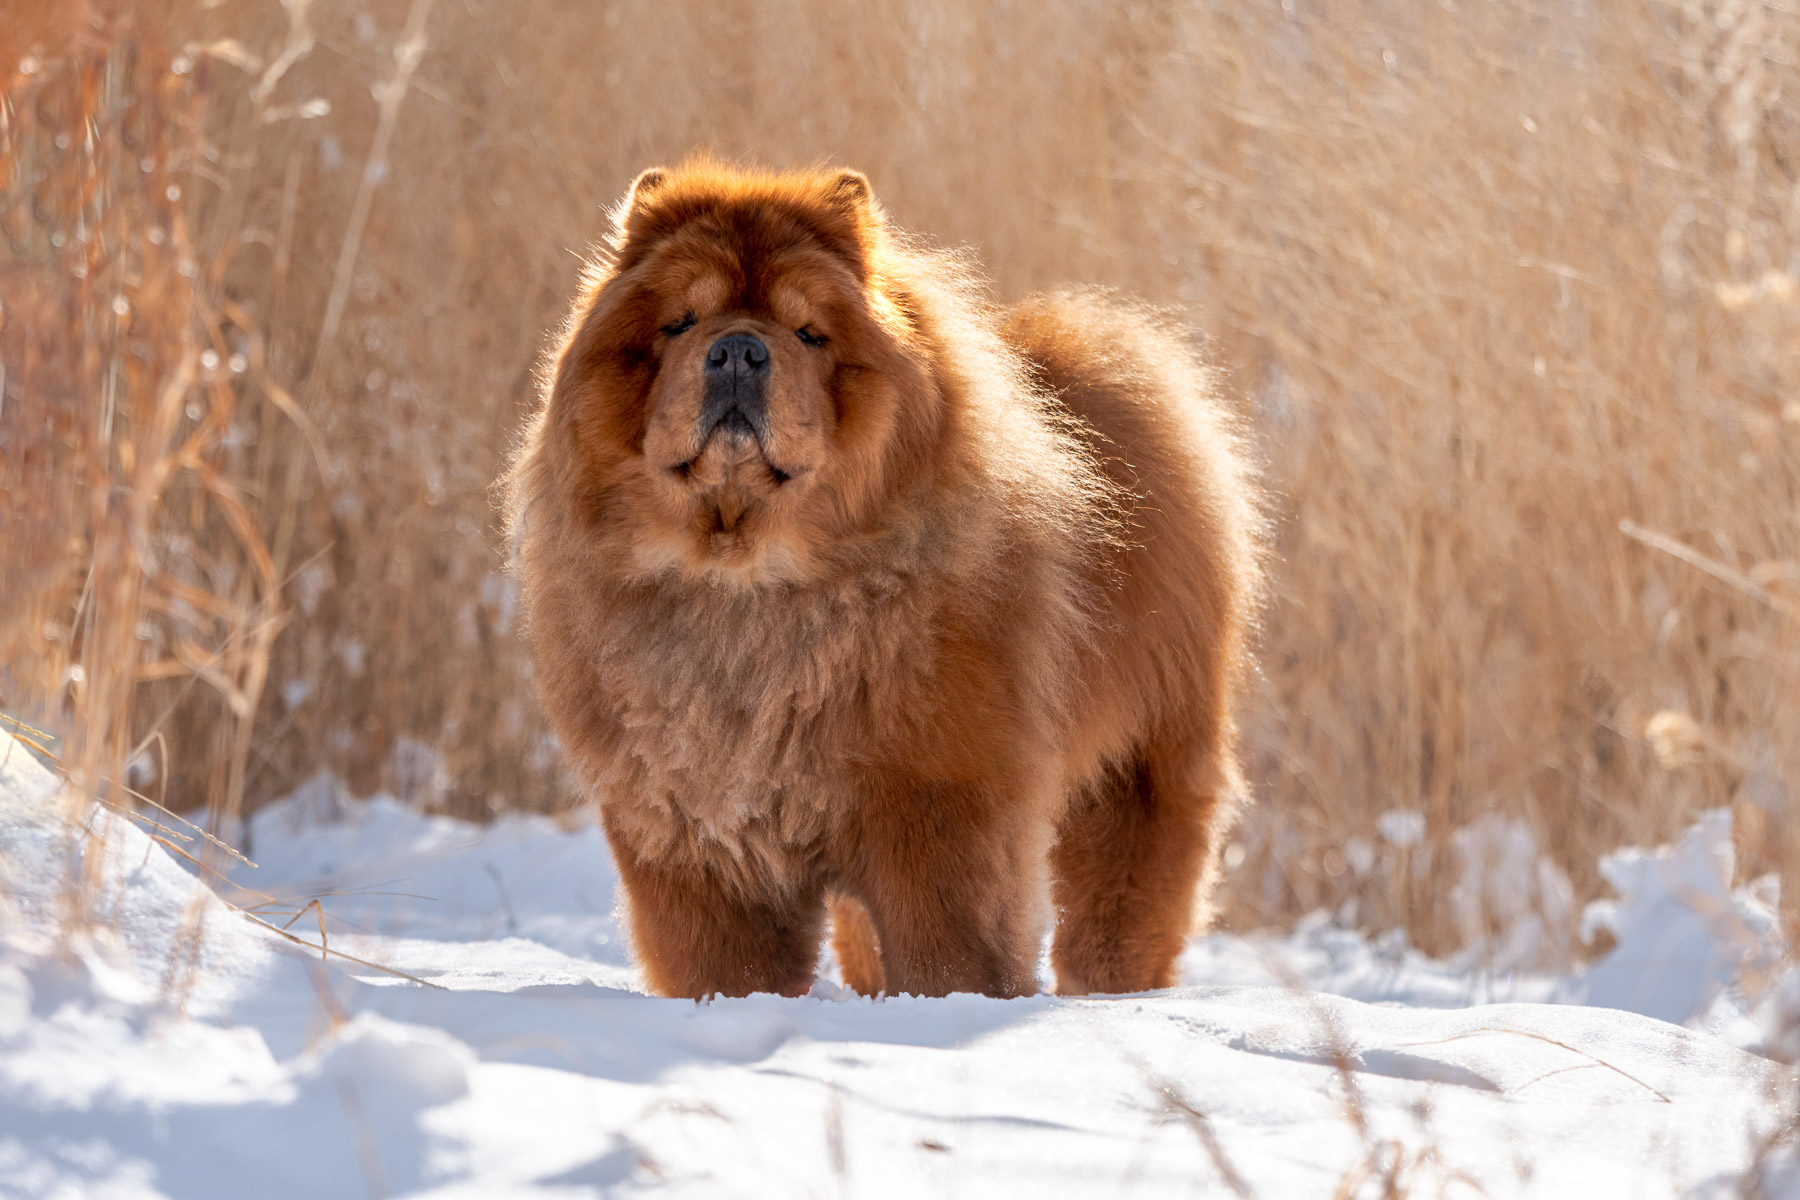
508, 239, 1107, 865
502, 162, 1265, 1002
505, 171, 1121, 826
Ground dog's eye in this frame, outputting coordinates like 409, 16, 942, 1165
796, 326, 827, 348
660, 313, 696, 338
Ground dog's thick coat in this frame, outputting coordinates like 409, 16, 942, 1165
508, 163, 1263, 999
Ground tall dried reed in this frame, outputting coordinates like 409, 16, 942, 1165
4, 0, 1796, 958
2, 0, 307, 911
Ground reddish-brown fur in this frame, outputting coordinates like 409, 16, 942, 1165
506, 163, 1263, 999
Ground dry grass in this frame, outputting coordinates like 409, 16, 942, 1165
3, 0, 1796, 958
2, 0, 296, 909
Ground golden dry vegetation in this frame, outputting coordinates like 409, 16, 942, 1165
4, 0, 1797, 957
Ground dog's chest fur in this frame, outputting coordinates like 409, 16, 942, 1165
546, 550, 1009, 865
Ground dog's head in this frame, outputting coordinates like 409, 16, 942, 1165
544, 163, 940, 585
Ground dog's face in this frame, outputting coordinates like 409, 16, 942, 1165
552, 165, 932, 585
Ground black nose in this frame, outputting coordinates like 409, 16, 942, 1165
705, 334, 769, 379
699, 334, 770, 442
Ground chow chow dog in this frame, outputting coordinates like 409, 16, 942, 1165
507, 163, 1263, 999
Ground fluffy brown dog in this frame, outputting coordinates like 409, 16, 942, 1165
506, 163, 1263, 1000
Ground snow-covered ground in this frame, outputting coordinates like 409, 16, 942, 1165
1, 729, 1794, 1198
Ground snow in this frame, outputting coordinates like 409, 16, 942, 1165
1563, 810, 1783, 1024
1, 730, 1794, 1198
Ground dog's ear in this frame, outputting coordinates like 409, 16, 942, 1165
825, 169, 873, 217
813, 169, 883, 273
610, 167, 671, 250
625, 167, 668, 210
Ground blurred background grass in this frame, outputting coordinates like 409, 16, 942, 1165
4, 0, 1796, 958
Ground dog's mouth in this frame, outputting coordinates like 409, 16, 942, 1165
663, 425, 807, 541
666, 422, 801, 490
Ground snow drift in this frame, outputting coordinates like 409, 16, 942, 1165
0, 732, 1792, 1198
